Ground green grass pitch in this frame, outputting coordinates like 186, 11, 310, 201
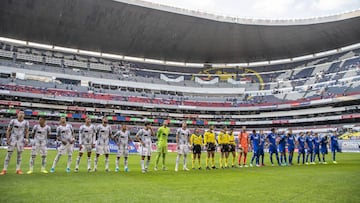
0, 149, 359, 203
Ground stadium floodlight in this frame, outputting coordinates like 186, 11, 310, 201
28, 42, 53, 49
78, 49, 101, 56
53, 46, 78, 53
102, 53, 124, 60
124, 56, 144, 62
165, 61, 185, 66
0, 37, 27, 45
144, 58, 164, 64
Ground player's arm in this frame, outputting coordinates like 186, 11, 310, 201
78, 126, 83, 147
47, 126, 51, 140
92, 126, 96, 147
24, 121, 29, 145
5, 120, 13, 145
135, 130, 144, 146
30, 125, 36, 139
190, 134, 194, 146
175, 129, 180, 149
70, 125, 75, 144
238, 134, 242, 148
109, 126, 113, 140
128, 132, 133, 143
156, 127, 161, 139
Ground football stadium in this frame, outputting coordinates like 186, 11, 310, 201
0, 0, 360, 202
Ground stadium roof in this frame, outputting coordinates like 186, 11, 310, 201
0, 0, 360, 64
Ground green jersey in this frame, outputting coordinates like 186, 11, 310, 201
157, 126, 170, 146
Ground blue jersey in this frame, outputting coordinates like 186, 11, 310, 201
306, 136, 313, 150
313, 137, 320, 151
330, 135, 338, 147
278, 135, 287, 150
287, 134, 295, 149
320, 137, 328, 154
267, 133, 277, 147
250, 133, 260, 150
259, 134, 265, 150
297, 136, 305, 149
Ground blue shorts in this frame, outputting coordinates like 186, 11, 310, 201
258, 148, 264, 156
321, 148, 328, 154
253, 148, 259, 156
306, 148, 313, 154
269, 146, 277, 153
331, 146, 339, 152
278, 147, 286, 153
298, 147, 305, 154
288, 147, 295, 153
314, 148, 320, 154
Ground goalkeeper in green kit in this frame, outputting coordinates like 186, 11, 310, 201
154, 120, 170, 171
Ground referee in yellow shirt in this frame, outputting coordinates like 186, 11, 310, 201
228, 128, 237, 168
204, 125, 216, 170
190, 128, 203, 170
218, 126, 230, 168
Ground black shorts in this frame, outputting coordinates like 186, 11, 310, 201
221, 144, 229, 152
207, 143, 216, 152
229, 144, 236, 152
192, 145, 201, 154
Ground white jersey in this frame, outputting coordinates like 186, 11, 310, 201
79, 124, 96, 145
176, 128, 190, 145
8, 119, 29, 141
114, 130, 130, 145
136, 128, 152, 145
96, 124, 112, 146
32, 124, 51, 144
56, 124, 74, 144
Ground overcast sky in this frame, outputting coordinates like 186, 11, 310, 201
143, 0, 360, 19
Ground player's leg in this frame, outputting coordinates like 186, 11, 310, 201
183, 153, 189, 171
197, 153, 201, 169
66, 145, 73, 172
1, 150, 13, 175
115, 156, 120, 172
175, 153, 181, 172
161, 145, 167, 170
145, 155, 150, 172
332, 148, 337, 163
155, 150, 161, 170
250, 150, 255, 166
75, 152, 83, 172
94, 153, 100, 172
211, 151, 216, 169
283, 151, 287, 165
124, 156, 129, 172
238, 151, 242, 166
270, 151, 274, 165
219, 147, 224, 168
105, 154, 109, 171
28, 146, 37, 174
225, 150, 229, 168
51, 151, 62, 173
192, 152, 196, 169
141, 155, 145, 173
86, 151, 91, 172
206, 149, 210, 169
16, 143, 24, 174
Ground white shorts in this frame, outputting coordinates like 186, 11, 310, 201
140, 144, 151, 157
80, 144, 93, 153
58, 143, 74, 155
177, 144, 189, 155
96, 145, 110, 155
8, 141, 24, 152
31, 143, 47, 156
117, 144, 129, 157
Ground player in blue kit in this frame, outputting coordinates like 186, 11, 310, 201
320, 135, 329, 164
249, 130, 260, 167
287, 129, 295, 165
312, 133, 321, 164
267, 128, 280, 166
297, 132, 306, 165
330, 132, 340, 164
305, 132, 314, 165
258, 130, 266, 166
278, 132, 287, 166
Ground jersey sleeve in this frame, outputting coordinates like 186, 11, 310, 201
8, 119, 14, 130
31, 125, 38, 138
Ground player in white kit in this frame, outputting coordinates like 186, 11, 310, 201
27, 117, 51, 174
113, 124, 132, 172
1, 110, 29, 175
175, 122, 191, 172
135, 122, 154, 173
50, 117, 75, 173
75, 117, 96, 172
94, 117, 112, 172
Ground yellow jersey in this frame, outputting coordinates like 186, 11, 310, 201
228, 133, 235, 145
218, 132, 229, 144
190, 134, 203, 145
204, 130, 216, 144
